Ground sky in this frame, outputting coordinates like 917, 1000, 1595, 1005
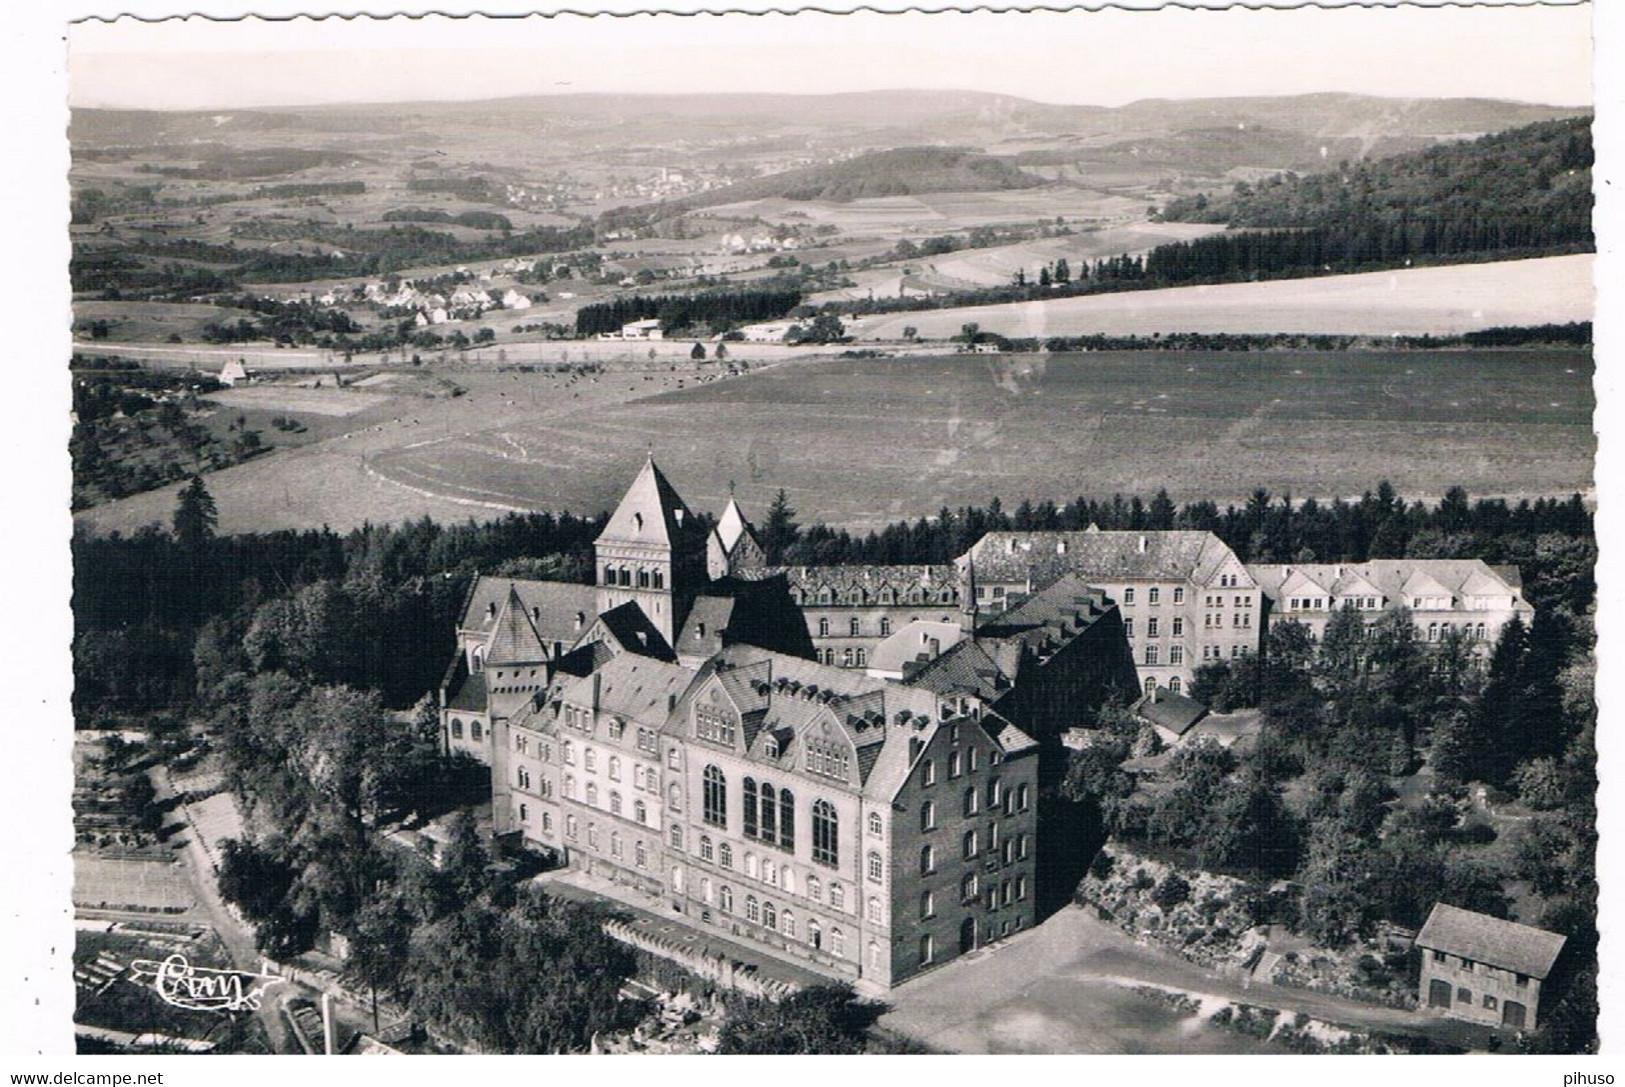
68, 2, 1593, 111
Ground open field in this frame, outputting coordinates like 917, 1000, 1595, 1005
808, 221, 1229, 304
369, 348, 1593, 532
205, 385, 394, 417
846, 254, 1594, 340
709, 185, 1145, 238
73, 855, 194, 913
72, 346, 1594, 539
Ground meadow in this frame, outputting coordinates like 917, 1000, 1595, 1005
845, 254, 1595, 340
363, 348, 1595, 532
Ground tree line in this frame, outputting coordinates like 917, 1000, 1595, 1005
573, 287, 803, 337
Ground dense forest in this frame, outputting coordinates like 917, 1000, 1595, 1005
573, 287, 803, 337
1150, 117, 1592, 276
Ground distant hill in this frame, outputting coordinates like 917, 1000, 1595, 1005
1159, 115, 1594, 238
72, 90, 1587, 151
628, 147, 1045, 218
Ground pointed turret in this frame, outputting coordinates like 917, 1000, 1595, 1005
709, 495, 766, 577
595, 457, 711, 645
486, 585, 549, 667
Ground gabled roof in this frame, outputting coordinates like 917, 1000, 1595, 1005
459, 577, 598, 647
963, 530, 1243, 588
715, 498, 756, 555
1416, 904, 1566, 979
557, 654, 697, 728
445, 671, 487, 713
868, 620, 965, 676
1246, 561, 1529, 612
485, 586, 550, 666
595, 601, 676, 662
597, 456, 699, 549
1132, 690, 1209, 737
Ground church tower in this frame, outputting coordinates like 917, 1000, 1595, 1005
594, 456, 711, 646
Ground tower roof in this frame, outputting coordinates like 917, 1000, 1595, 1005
598, 456, 699, 548
715, 497, 756, 554
486, 585, 550, 666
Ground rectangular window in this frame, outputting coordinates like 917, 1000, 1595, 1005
1170, 645, 1184, 665
1147, 618, 1159, 638
1148, 587, 1160, 605
1123, 587, 1135, 605
1124, 618, 1134, 638
1172, 617, 1183, 637
1173, 587, 1184, 605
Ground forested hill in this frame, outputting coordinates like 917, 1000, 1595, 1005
607, 148, 1042, 225
1160, 116, 1594, 243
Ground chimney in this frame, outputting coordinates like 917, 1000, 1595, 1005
575, 610, 586, 630
532, 606, 541, 623
487, 601, 498, 619
591, 671, 602, 712
668, 693, 677, 713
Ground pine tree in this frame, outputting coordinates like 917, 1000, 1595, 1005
172, 475, 218, 549
761, 489, 799, 565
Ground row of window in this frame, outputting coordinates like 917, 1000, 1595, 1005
815, 647, 869, 668
794, 586, 954, 607
1202, 612, 1253, 630
448, 717, 484, 742
562, 777, 652, 823
689, 833, 854, 909
1121, 586, 1185, 606
1199, 644, 1252, 661
1203, 594, 1253, 608
602, 564, 665, 589
563, 815, 650, 868
916, 741, 990, 787
921, 874, 1028, 918
1430, 950, 1531, 987
696, 877, 861, 957
702, 766, 843, 867
918, 781, 1030, 828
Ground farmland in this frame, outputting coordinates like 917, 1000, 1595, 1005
70, 345, 1588, 539
845, 254, 1595, 341
364, 348, 1592, 531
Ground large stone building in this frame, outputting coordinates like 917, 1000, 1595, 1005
958, 529, 1263, 694
439, 457, 1138, 989
1245, 560, 1534, 656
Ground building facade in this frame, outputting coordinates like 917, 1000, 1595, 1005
448, 457, 1135, 989
959, 529, 1262, 694
1246, 560, 1534, 657
1415, 903, 1565, 1031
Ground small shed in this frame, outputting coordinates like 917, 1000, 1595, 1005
1131, 688, 1209, 746
1415, 903, 1566, 1031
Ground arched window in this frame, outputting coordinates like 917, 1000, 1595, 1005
867, 897, 882, 923
830, 882, 845, 910
450, 717, 464, 739
783, 868, 796, 895
668, 782, 682, 811
743, 777, 759, 838
634, 799, 647, 824
746, 895, 760, 923
470, 721, 483, 742
818, 618, 831, 637
849, 617, 861, 637
703, 765, 727, 828
782, 909, 796, 938
1144, 676, 1157, 694
811, 800, 838, 867
867, 851, 883, 882
778, 788, 795, 849
808, 919, 822, 949
610, 831, 622, 858
921, 800, 936, 831
652, 569, 664, 589
700, 835, 714, 862
831, 927, 844, 958
563, 740, 575, 765
1169, 677, 1182, 693
638, 567, 650, 588
868, 812, 883, 837
610, 790, 622, 816
962, 829, 978, 859
868, 941, 880, 970
920, 844, 935, 874
1017, 783, 1030, 811
668, 823, 683, 850
961, 872, 978, 901
880, 617, 892, 637
807, 875, 822, 901
701, 876, 712, 904
719, 842, 733, 868
760, 783, 777, 842
608, 756, 621, 781
586, 782, 599, 806
719, 885, 733, 913
964, 786, 979, 817
762, 901, 776, 930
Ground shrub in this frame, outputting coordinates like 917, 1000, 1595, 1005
1152, 872, 1192, 910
